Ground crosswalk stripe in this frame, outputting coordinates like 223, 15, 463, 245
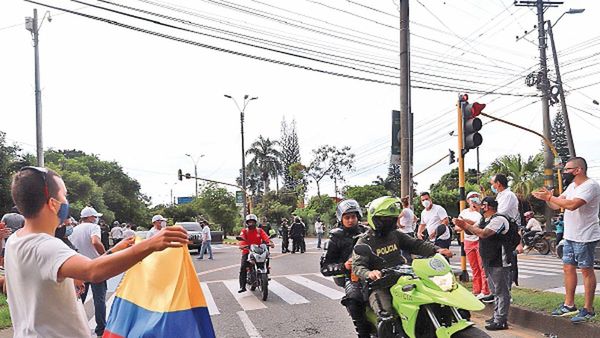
451, 263, 557, 276
517, 261, 564, 272
519, 256, 561, 262
223, 280, 267, 311
450, 265, 532, 279
311, 273, 335, 283
237, 311, 262, 338
200, 282, 220, 315
286, 275, 345, 300
268, 280, 310, 305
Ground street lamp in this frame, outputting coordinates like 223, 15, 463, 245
164, 182, 178, 205
224, 94, 258, 218
185, 154, 204, 198
25, 9, 51, 167
552, 8, 585, 28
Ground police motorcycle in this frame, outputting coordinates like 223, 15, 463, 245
236, 235, 274, 301
354, 244, 485, 338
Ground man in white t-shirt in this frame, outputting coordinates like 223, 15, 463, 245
5, 167, 189, 338
110, 221, 123, 246
454, 191, 492, 301
522, 211, 543, 248
417, 192, 450, 248
315, 217, 324, 249
533, 157, 600, 323
146, 214, 166, 239
198, 221, 213, 260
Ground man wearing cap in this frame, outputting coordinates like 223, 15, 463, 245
69, 206, 107, 336
146, 215, 167, 239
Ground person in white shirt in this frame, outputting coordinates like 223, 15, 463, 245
5, 167, 189, 338
198, 221, 213, 260
146, 215, 166, 239
454, 192, 492, 301
417, 192, 450, 249
122, 224, 136, 239
110, 221, 123, 246
315, 217, 324, 249
398, 196, 417, 236
533, 157, 600, 323
522, 211, 543, 248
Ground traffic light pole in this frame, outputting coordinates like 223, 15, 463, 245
456, 98, 469, 282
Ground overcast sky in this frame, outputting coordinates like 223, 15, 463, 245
2, 0, 599, 206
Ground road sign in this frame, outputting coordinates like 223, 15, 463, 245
235, 191, 244, 206
177, 196, 194, 205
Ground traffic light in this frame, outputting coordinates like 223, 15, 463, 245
177, 169, 183, 181
449, 149, 456, 164
461, 100, 485, 152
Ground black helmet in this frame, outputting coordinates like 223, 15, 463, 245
336, 199, 362, 223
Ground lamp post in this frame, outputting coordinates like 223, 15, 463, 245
547, 8, 585, 158
224, 94, 258, 218
185, 154, 204, 198
25, 9, 51, 167
164, 182, 178, 205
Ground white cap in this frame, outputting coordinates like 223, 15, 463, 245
81, 206, 102, 218
152, 215, 167, 223
466, 191, 480, 199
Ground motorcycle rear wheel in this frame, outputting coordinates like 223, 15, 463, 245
535, 238, 551, 255
260, 273, 269, 301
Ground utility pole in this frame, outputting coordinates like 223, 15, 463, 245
547, 21, 576, 157
515, 0, 562, 224
399, 0, 411, 199
26, 9, 48, 167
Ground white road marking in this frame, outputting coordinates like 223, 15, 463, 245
545, 283, 600, 295
268, 280, 309, 305
223, 280, 267, 311
450, 264, 532, 279
311, 273, 336, 283
200, 282, 220, 315
516, 261, 564, 273
286, 275, 345, 299
237, 311, 262, 338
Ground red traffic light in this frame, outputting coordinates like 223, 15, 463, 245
470, 102, 486, 117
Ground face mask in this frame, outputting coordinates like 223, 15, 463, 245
93, 217, 99, 224
160, 221, 167, 228
54, 225, 66, 238
491, 186, 497, 194
562, 172, 575, 186
65, 225, 74, 237
422, 200, 431, 209
470, 197, 480, 205
57, 201, 70, 226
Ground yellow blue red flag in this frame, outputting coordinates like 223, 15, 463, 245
103, 240, 215, 338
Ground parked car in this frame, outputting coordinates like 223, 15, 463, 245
175, 222, 203, 253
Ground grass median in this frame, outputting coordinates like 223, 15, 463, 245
460, 281, 600, 325
0, 294, 10, 329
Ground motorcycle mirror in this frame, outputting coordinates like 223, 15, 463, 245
236, 236, 245, 241
353, 244, 373, 256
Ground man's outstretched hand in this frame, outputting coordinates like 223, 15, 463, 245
146, 227, 189, 252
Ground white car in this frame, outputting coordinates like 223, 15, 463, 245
175, 222, 203, 253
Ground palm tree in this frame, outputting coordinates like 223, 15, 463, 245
246, 136, 282, 193
485, 153, 544, 199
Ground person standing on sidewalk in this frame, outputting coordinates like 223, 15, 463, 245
110, 221, 123, 247
198, 221, 213, 260
417, 192, 450, 249
454, 197, 517, 331
315, 216, 324, 249
532, 156, 600, 323
454, 191, 492, 303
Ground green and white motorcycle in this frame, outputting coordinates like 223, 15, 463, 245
354, 245, 486, 338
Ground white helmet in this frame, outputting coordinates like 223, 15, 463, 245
245, 214, 258, 224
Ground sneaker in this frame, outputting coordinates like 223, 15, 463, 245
551, 304, 578, 317
237, 287, 247, 293
485, 322, 508, 331
480, 294, 495, 304
485, 317, 494, 324
196, 257, 203, 260
571, 308, 595, 323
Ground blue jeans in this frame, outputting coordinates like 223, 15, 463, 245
317, 233, 323, 248
81, 281, 107, 336
200, 240, 213, 259
563, 240, 599, 268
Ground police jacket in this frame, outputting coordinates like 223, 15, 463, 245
352, 229, 438, 281
320, 224, 368, 276
289, 222, 305, 238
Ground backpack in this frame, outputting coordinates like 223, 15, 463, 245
491, 213, 521, 252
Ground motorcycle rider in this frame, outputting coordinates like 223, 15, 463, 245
352, 196, 453, 334
320, 199, 370, 338
522, 211, 543, 249
238, 214, 274, 293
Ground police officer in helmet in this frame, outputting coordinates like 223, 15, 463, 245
320, 199, 371, 338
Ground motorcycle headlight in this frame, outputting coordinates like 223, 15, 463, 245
430, 272, 455, 292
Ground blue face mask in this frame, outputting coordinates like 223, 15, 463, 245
65, 225, 73, 237
57, 201, 70, 226
491, 186, 497, 194
470, 197, 481, 205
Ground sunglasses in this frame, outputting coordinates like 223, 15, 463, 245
19, 166, 50, 201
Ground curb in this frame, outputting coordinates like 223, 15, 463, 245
480, 303, 599, 337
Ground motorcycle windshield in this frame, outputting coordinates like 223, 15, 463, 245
412, 254, 451, 278
251, 244, 265, 254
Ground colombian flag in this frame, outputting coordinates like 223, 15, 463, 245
103, 241, 215, 338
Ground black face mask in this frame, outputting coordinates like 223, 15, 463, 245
563, 172, 575, 186
373, 218, 396, 237
55, 225, 66, 239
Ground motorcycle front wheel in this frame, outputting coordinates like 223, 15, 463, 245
259, 273, 269, 301
535, 238, 551, 255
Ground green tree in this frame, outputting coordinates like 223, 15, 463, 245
0, 131, 27, 215
197, 184, 239, 235
280, 118, 302, 191
294, 195, 337, 233
343, 184, 388, 208
551, 110, 570, 166
308, 145, 355, 197
485, 153, 544, 199
246, 135, 282, 193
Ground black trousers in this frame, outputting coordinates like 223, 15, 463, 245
292, 237, 302, 253
282, 236, 289, 252
239, 253, 249, 288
